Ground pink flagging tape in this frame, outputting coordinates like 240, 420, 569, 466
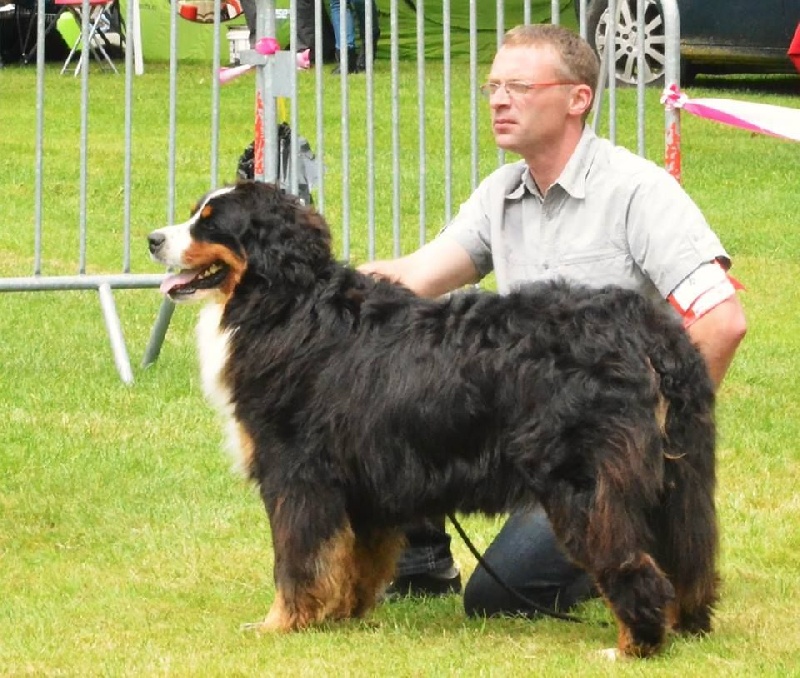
661, 84, 800, 143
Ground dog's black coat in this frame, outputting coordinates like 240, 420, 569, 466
151, 181, 719, 657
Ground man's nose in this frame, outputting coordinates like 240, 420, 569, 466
489, 87, 511, 106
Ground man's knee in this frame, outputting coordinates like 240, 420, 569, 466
463, 565, 527, 618
463, 569, 498, 617
463, 565, 597, 618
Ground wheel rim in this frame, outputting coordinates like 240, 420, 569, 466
595, 0, 666, 84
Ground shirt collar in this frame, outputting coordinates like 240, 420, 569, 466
505, 126, 598, 201
556, 126, 596, 199
506, 168, 538, 200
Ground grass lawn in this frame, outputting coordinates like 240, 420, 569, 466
1, 58, 799, 676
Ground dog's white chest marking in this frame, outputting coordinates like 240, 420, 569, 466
197, 304, 249, 474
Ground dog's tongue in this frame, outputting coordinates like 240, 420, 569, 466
160, 270, 197, 295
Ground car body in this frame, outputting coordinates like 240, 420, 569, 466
579, 0, 800, 84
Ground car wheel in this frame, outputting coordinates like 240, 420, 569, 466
586, 0, 666, 86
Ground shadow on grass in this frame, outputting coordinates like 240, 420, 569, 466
691, 74, 800, 96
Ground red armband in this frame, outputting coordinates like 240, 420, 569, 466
668, 261, 744, 328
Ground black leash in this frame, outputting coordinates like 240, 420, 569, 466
447, 512, 604, 625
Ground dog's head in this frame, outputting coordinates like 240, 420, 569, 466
148, 181, 332, 303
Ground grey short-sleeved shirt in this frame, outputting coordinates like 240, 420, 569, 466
441, 126, 729, 301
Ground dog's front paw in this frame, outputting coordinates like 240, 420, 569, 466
241, 593, 296, 633
241, 615, 293, 634
597, 647, 621, 661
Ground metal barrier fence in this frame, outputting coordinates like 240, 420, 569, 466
0, 0, 681, 384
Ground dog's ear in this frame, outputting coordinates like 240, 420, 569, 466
238, 182, 333, 287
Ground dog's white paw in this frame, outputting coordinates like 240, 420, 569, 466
597, 647, 621, 661
240, 621, 265, 633
240, 619, 286, 634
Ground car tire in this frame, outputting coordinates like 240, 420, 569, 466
585, 0, 668, 87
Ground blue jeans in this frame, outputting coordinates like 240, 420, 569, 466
329, 0, 379, 51
395, 516, 456, 576
396, 508, 597, 616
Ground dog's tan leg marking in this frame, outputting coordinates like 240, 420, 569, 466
592, 602, 657, 660
301, 526, 360, 624
615, 618, 642, 658
666, 597, 680, 632
596, 555, 669, 659
251, 526, 361, 632
352, 530, 406, 616
253, 591, 293, 633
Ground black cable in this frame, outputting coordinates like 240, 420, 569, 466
447, 512, 599, 625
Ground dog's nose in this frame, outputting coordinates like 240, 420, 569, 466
148, 232, 166, 254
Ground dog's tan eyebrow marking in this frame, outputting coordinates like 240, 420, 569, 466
184, 186, 235, 226
196, 186, 235, 215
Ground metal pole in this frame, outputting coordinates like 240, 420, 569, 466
662, 0, 682, 182
141, 297, 176, 369
98, 283, 134, 385
636, 0, 646, 157
469, 0, 478, 191
443, 0, 452, 225
366, 0, 377, 258
390, 0, 401, 257
314, 0, 325, 213
255, 0, 279, 183
416, 0, 426, 248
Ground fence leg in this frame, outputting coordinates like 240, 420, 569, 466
141, 296, 176, 369
97, 283, 135, 385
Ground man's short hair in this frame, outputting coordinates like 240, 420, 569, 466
503, 24, 599, 100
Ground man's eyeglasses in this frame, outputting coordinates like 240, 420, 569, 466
479, 80, 577, 99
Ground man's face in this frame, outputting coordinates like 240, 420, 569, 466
485, 45, 578, 155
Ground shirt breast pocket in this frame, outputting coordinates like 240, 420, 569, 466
554, 249, 630, 288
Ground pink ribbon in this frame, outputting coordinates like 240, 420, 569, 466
219, 41, 311, 85
661, 83, 800, 143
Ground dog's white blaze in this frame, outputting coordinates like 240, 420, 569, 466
151, 186, 236, 267
197, 303, 249, 474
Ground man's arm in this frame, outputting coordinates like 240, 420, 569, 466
686, 295, 747, 388
358, 236, 481, 299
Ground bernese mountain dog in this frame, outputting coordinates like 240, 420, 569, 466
148, 181, 719, 658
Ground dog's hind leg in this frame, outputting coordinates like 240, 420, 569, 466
547, 480, 674, 657
256, 488, 360, 632
654, 460, 718, 638
351, 528, 406, 616
648, 319, 719, 637
658, 438, 719, 635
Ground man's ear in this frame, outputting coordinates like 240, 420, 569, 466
569, 84, 594, 118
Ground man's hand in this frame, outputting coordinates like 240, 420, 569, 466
357, 259, 404, 286
357, 238, 479, 299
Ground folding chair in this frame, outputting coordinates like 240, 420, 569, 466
55, 0, 119, 75
14, 0, 62, 64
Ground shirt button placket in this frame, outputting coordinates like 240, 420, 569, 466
541, 193, 556, 272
